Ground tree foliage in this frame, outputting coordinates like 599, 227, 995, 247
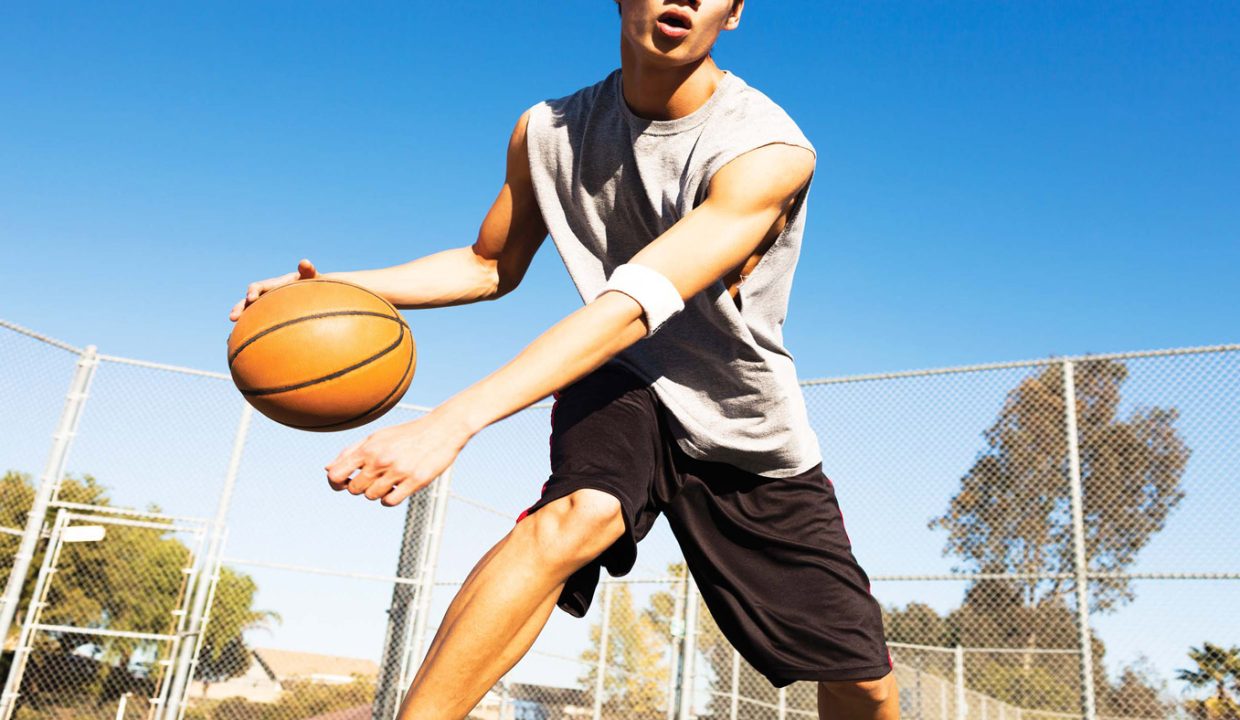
931, 359, 1189, 612
1178, 643, 1240, 720
578, 582, 669, 718
0, 470, 275, 712
573, 359, 1190, 717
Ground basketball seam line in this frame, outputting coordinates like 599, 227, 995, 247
229, 309, 404, 365
240, 279, 403, 321
238, 323, 406, 397
295, 335, 416, 430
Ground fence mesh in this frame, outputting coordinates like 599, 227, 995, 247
1, 320, 1237, 720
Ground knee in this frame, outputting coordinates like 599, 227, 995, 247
519, 489, 625, 569
819, 672, 896, 707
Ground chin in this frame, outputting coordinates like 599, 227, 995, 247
629, 33, 710, 68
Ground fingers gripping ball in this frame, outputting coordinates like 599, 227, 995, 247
227, 279, 416, 431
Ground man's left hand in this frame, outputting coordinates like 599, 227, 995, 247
325, 411, 472, 506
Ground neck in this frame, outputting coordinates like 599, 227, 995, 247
619, 41, 725, 120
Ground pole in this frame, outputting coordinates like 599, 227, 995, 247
778, 687, 787, 720
406, 467, 454, 674
1, 511, 72, 719
373, 477, 436, 720
0, 346, 97, 658
115, 692, 131, 720
592, 581, 613, 720
666, 573, 686, 720
677, 575, 699, 720
162, 404, 253, 720
954, 644, 966, 720
1062, 360, 1098, 720
729, 649, 740, 720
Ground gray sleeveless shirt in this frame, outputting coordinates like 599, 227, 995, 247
526, 69, 821, 478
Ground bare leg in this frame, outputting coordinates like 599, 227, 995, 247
397, 489, 625, 720
818, 674, 900, 720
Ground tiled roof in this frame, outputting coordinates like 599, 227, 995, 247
251, 647, 379, 681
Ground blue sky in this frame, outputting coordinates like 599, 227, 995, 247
2, 1, 1237, 389
2, 0, 1237, 702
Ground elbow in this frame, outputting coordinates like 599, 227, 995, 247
481, 261, 527, 301
481, 265, 521, 301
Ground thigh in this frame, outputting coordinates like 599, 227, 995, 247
662, 457, 892, 686
516, 362, 666, 617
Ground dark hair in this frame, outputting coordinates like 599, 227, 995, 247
617, 1, 742, 16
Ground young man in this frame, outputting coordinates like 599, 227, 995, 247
230, 1, 896, 717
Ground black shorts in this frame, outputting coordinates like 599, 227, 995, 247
517, 363, 891, 687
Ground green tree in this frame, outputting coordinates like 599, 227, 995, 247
0, 471, 274, 709
931, 359, 1190, 612
642, 563, 819, 719
1104, 659, 1167, 718
195, 567, 281, 688
1178, 643, 1240, 720
579, 582, 669, 718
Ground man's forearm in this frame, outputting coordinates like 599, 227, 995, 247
325, 246, 503, 309
436, 292, 649, 436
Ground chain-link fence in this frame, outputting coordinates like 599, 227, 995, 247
1, 317, 1237, 720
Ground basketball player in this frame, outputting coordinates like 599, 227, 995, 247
231, 1, 897, 716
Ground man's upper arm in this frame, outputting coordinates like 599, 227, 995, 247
472, 109, 549, 298
626, 143, 816, 302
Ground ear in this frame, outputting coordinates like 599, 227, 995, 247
723, 0, 744, 31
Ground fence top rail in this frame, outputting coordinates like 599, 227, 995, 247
51, 501, 210, 527
799, 342, 1240, 387
871, 571, 1240, 582
96, 353, 233, 380
60, 510, 204, 534
888, 641, 1079, 655
7, 318, 1235, 409
0, 319, 83, 355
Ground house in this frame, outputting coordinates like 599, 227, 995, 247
188, 647, 379, 704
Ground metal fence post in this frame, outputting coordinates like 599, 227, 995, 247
729, 648, 740, 720
374, 474, 437, 720
677, 575, 699, 720
1062, 360, 1098, 720
954, 645, 966, 720
408, 467, 454, 673
0, 510, 73, 720
666, 573, 686, 720
0, 345, 97, 659
161, 403, 253, 720
592, 580, 613, 720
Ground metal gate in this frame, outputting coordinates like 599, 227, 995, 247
0, 508, 210, 720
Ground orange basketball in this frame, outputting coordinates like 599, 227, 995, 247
227, 279, 416, 431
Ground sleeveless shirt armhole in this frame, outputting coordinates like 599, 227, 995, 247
703, 139, 817, 198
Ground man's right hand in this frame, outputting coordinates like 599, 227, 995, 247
229, 259, 318, 322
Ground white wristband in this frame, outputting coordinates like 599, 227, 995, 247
594, 263, 685, 337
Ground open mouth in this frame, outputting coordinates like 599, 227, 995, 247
656, 9, 692, 39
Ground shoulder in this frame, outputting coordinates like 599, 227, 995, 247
528, 70, 620, 129
713, 73, 816, 158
